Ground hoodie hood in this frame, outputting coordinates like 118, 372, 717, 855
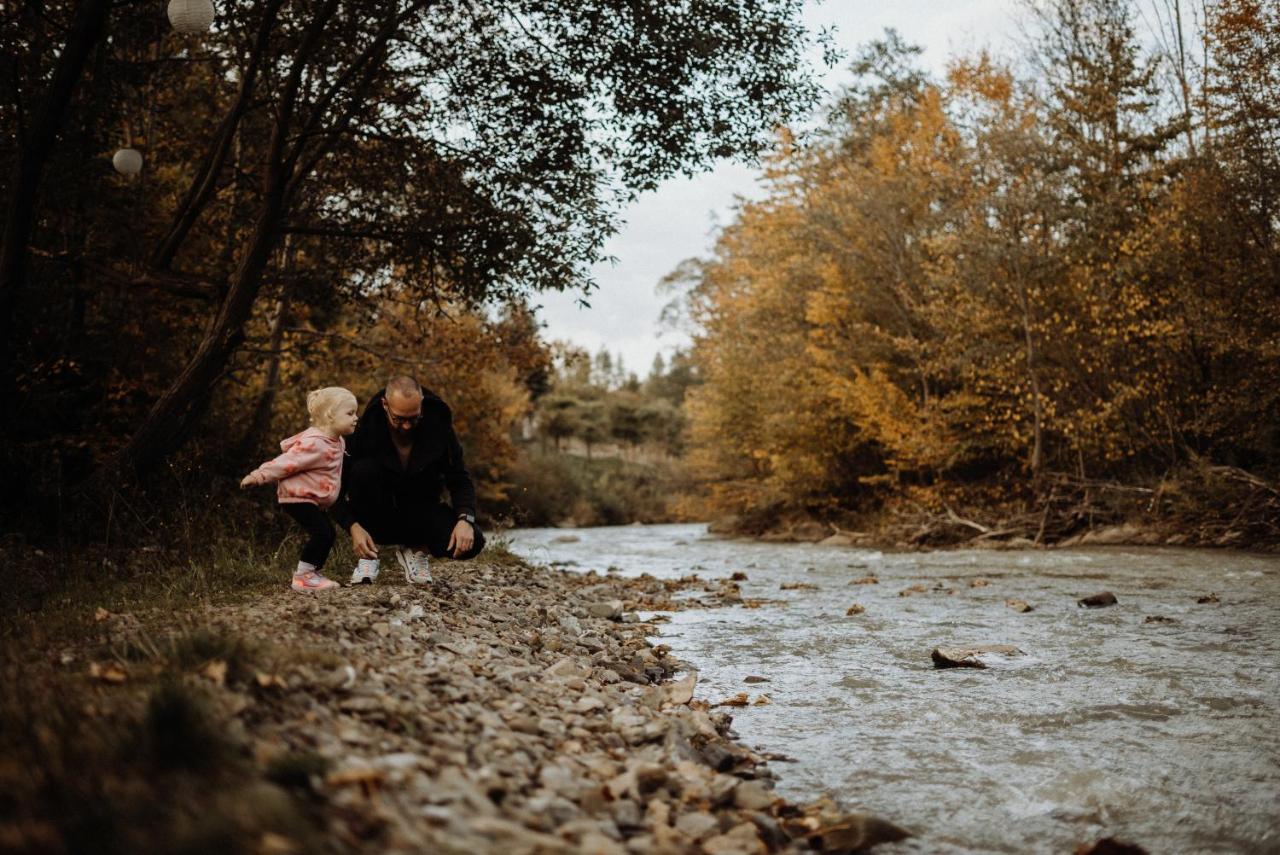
280, 425, 336, 453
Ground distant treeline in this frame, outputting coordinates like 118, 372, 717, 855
672, 0, 1279, 541
507, 345, 700, 527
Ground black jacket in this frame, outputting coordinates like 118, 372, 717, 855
331, 387, 478, 530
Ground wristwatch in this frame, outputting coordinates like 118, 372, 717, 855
457, 513, 476, 525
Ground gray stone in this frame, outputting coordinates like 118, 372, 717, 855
931, 645, 1023, 669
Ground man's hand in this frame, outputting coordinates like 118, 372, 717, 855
350, 523, 378, 559
447, 519, 475, 558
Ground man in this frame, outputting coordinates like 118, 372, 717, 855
332, 376, 484, 585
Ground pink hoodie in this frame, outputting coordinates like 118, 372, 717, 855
246, 427, 345, 507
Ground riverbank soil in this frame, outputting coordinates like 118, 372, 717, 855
1, 555, 908, 854
716, 463, 1280, 552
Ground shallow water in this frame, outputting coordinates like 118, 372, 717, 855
506, 522, 1280, 854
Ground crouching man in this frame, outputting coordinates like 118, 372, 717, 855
333, 376, 484, 585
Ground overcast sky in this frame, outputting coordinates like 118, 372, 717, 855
532, 0, 1025, 378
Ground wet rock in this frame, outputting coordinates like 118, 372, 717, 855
845, 604, 865, 616
849, 576, 879, 585
819, 534, 854, 546
1005, 599, 1034, 613
702, 822, 766, 854
970, 578, 990, 588
730, 571, 748, 581
552, 535, 581, 543
743, 675, 769, 684
780, 582, 819, 591
898, 584, 928, 597
1143, 615, 1176, 624
931, 645, 1023, 669
1077, 591, 1118, 608
664, 672, 697, 706
675, 811, 721, 841
1074, 837, 1150, 855
806, 813, 912, 853
1196, 593, 1220, 604
587, 601, 625, 620
733, 780, 775, 811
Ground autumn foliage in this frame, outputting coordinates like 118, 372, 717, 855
678, 2, 1280, 540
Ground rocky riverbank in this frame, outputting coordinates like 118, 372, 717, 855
2, 554, 908, 854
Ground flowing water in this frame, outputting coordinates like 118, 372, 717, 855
505, 522, 1280, 854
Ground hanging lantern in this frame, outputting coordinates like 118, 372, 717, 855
167, 0, 215, 33
112, 148, 143, 175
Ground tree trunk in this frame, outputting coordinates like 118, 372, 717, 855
116, 184, 288, 476
0, 0, 111, 364
239, 290, 290, 456
1016, 278, 1044, 483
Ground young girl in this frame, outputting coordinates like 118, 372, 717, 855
241, 387, 358, 592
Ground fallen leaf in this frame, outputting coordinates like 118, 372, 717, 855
202, 659, 228, 686
89, 661, 127, 683
94, 607, 111, 622
255, 672, 286, 689
257, 831, 300, 855
846, 603, 865, 616
326, 766, 385, 797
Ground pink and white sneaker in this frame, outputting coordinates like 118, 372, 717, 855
291, 570, 340, 592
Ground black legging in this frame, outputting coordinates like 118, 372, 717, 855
281, 502, 336, 569
345, 458, 485, 559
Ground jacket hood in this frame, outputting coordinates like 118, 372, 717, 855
279, 425, 336, 452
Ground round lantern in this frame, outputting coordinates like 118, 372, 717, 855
167, 0, 215, 33
112, 148, 143, 175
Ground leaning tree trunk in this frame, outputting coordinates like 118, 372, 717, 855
239, 283, 290, 456
115, 171, 290, 477
0, 0, 111, 369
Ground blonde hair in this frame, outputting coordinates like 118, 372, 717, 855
306, 386, 357, 428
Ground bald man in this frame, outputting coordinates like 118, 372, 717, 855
332, 376, 484, 585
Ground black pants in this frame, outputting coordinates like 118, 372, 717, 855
345, 458, 485, 559
281, 502, 336, 569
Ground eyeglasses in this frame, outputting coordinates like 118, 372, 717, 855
386, 411, 421, 427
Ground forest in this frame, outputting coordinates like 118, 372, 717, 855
671, 0, 1280, 548
0, 0, 816, 548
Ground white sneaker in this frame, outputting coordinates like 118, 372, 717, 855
350, 558, 380, 585
395, 547, 432, 585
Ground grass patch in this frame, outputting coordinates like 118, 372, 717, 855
265, 750, 330, 791
138, 680, 235, 773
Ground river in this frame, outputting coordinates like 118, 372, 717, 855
504, 522, 1280, 854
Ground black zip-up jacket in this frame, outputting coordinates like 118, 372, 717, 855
331, 387, 478, 531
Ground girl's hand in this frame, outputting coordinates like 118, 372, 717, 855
240, 474, 257, 489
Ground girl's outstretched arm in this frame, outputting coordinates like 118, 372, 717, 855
241, 440, 331, 487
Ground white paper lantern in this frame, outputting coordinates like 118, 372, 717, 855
167, 0, 215, 33
112, 148, 143, 175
